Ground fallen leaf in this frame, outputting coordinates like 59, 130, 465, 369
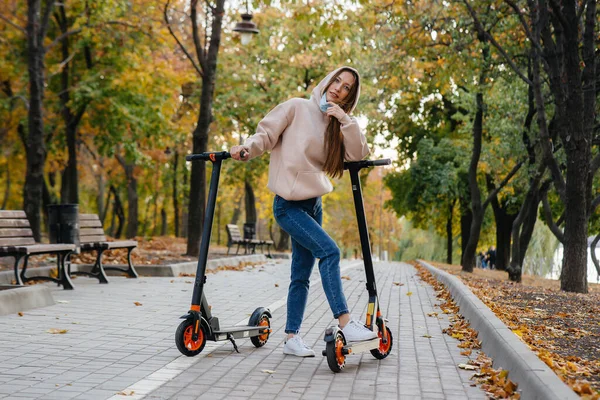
458, 363, 477, 370
261, 369, 276, 374
423, 334, 432, 338
275, 283, 279, 287
393, 282, 404, 286
56, 300, 69, 304
406, 291, 413, 296
341, 276, 351, 280
427, 312, 438, 317
17, 312, 23, 317
116, 390, 135, 396
461, 349, 472, 356
133, 302, 143, 306
47, 328, 68, 334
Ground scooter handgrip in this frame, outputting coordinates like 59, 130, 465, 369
369, 159, 391, 167
186, 151, 232, 162
186, 154, 211, 161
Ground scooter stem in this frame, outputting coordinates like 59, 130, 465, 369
190, 157, 224, 312
347, 166, 377, 297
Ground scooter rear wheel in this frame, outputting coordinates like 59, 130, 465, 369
326, 330, 346, 372
250, 312, 271, 348
370, 325, 393, 360
175, 319, 207, 357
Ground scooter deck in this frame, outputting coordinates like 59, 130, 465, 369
345, 337, 380, 354
211, 325, 267, 341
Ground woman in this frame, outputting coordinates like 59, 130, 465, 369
231, 66, 375, 357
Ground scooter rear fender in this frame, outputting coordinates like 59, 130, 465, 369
323, 325, 343, 343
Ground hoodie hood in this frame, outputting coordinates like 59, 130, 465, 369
311, 66, 361, 114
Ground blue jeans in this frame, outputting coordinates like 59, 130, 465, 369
273, 195, 349, 334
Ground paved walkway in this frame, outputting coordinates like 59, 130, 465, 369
0, 260, 487, 400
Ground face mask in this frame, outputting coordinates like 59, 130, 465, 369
319, 92, 332, 113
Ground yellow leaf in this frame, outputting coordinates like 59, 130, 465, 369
47, 328, 68, 334
406, 291, 413, 296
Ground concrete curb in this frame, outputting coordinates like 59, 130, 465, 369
417, 260, 578, 400
0, 285, 55, 316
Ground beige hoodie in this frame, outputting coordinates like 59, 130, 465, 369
244, 66, 370, 201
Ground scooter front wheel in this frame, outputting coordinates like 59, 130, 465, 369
175, 319, 207, 357
326, 330, 346, 372
250, 312, 271, 348
370, 325, 393, 360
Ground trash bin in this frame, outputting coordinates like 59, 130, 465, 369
48, 204, 80, 247
243, 223, 256, 240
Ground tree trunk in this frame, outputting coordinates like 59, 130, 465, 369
487, 181, 517, 271
23, 0, 55, 242
181, 166, 188, 238
116, 155, 138, 239
245, 179, 257, 224
109, 185, 125, 238
459, 200, 472, 265
462, 86, 485, 273
557, 0, 592, 294
1, 160, 9, 209
446, 200, 454, 264
161, 208, 167, 236
186, 0, 226, 257
172, 150, 179, 237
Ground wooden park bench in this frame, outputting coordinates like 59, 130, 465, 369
226, 224, 273, 257
226, 224, 257, 255
0, 210, 77, 290
74, 214, 139, 284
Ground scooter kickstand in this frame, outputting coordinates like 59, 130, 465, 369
228, 333, 240, 353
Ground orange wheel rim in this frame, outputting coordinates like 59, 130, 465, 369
183, 325, 203, 351
335, 337, 345, 365
258, 317, 270, 341
378, 329, 391, 353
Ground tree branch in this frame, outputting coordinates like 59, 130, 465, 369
0, 13, 26, 34
590, 194, 600, 216
503, 0, 543, 53
548, 0, 569, 31
164, 0, 204, 77
40, 0, 57, 43
482, 159, 525, 209
541, 188, 565, 243
190, 0, 208, 72
462, 0, 533, 86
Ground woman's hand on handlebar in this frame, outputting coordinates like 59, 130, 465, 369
230, 145, 250, 161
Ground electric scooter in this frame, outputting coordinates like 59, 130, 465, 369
175, 151, 272, 356
322, 158, 394, 372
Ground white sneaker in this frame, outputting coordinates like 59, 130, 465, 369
283, 335, 316, 357
342, 319, 378, 342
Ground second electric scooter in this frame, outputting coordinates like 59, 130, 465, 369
322, 158, 394, 372
175, 151, 272, 356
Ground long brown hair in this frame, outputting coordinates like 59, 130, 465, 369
322, 68, 359, 179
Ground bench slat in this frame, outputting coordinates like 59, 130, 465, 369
80, 214, 100, 221
0, 243, 75, 254
0, 210, 27, 219
0, 237, 36, 246
80, 220, 103, 228
105, 240, 138, 249
80, 235, 107, 244
80, 228, 105, 236
0, 228, 33, 238
0, 220, 30, 228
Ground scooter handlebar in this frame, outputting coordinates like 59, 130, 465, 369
186, 150, 247, 162
344, 158, 391, 170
